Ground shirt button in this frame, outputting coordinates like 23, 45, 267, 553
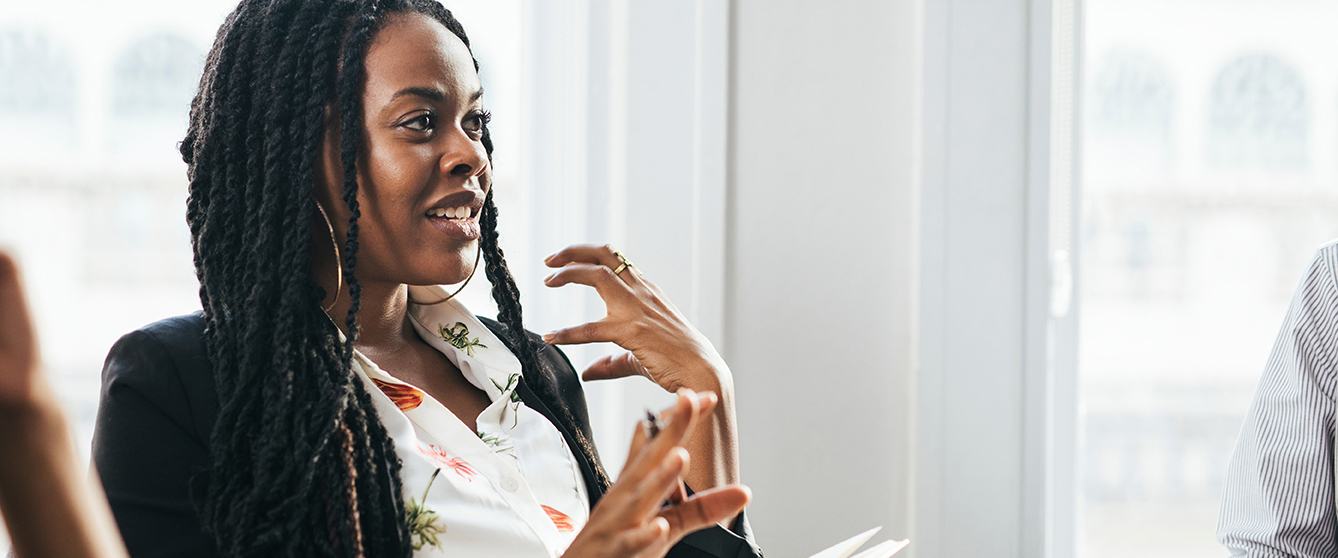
502, 477, 519, 492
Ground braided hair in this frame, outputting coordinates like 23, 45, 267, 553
182, 1, 608, 555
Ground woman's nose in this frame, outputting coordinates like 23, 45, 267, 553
441, 128, 488, 179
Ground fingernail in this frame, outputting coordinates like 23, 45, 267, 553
542, 332, 556, 343
544, 253, 556, 263
543, 273, 555, 283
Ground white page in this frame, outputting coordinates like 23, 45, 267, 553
848, 539, 910, 558
806, 527, 882, 558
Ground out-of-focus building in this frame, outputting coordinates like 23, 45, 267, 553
1080, 1, 1338, 557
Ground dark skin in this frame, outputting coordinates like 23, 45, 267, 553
312, 13, 748, 557
311, 12, 493, 427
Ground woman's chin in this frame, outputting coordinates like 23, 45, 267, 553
415, 264, 477, 288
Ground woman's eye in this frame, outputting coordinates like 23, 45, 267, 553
464, 110, 492, 137
403, 113, 435, 132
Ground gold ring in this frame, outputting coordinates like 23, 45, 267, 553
612, 251, 640, 277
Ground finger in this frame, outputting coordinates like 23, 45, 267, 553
634, 447, 691, 520
617, 517, 670, 556
546, 243, 653, 291
542, 263, 636, 303
624, 418, 649, 469
660, 485, 751, 537
544, 244, 624, 269
622, 391, 701, 479
0, 251, 36, 358
542, 319, 627, 346
581, 352, 648, 382
607, 446, 689, 521
654, 390, 717, 446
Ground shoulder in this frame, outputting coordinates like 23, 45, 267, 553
94, 312, 219, 557
1290, 242, 1338, 323
100, 312, 217, 443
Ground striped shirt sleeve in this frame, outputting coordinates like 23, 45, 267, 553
1219, 242, 1338, 558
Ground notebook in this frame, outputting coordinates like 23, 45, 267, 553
806, 527, 910, 558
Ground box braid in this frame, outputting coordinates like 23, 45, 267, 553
181, 0, 609, 556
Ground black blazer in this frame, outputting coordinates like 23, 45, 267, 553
91, 313, 762, 558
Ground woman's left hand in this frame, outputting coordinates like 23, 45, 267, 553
541, 244, 728, 395
543, 244, 742, 492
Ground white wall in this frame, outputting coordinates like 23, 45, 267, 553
727, 0, 921, 554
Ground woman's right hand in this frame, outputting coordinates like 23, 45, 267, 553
563, 389, 751, 558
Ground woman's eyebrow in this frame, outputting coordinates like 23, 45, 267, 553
388, 86, 485, 104
390, 86, 445, 102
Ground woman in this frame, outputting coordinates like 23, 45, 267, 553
90, 1, 760, 557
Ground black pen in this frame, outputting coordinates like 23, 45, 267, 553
642, 409, 688, 504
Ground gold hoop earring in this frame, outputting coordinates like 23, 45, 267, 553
408, 244, 483, 306
315, 201, 343, 313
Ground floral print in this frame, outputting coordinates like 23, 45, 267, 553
417, 442, 477, 480
491, 373, 524, 427
478, 429, 518, 459
355, 288, 594, 555
541, 505, 576, 533
372, 378, 424, 412
438, 322, 487, 357
407, 469, 448, 551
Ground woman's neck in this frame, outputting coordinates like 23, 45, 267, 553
326, 280, 417, 350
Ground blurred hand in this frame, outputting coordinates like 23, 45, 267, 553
0, 250, 44, 413
0, 249, 130, 558
542, 244, 729, 395
561, 390, 750, 558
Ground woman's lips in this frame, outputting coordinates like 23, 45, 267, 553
427, 215, 481, 241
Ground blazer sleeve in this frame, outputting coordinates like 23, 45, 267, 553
1219, 245, 1338, 558
534, 334, 764, 558
91, 316, 218, 558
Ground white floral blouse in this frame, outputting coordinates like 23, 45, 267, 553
350, 285, 591, 557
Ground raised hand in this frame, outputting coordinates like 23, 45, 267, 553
563, 390, 750, 558
542, 244, 729, 394
0, 250, 129, 558
0, 250, 41, 411
542, 244, 742, 490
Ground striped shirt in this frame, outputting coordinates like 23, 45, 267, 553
1220, 240, 1338, 557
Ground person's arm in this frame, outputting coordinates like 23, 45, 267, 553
0, 250, 128, 558
1219, 245, 1338, 557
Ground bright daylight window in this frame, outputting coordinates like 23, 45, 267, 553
0, 0, 519, 548
1079, 1, 1338, 557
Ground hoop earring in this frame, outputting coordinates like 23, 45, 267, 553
315, 201, 343, 314
409, 244, 483, 306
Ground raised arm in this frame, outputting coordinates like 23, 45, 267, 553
0, 250, 128, 558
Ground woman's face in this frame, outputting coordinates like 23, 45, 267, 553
316, 12, 490, 288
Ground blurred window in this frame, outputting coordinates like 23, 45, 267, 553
1079, 2, 1338, 558
1089, 49, 1175, 174
110, 33, 200, 117
0, 28, 78, 159
1207, 53, 1309, 170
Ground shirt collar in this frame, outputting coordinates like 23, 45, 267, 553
404, 284, 524, 400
